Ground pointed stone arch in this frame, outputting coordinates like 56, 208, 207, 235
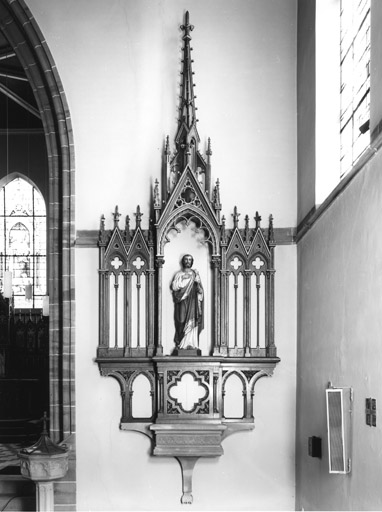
0, 0, 75, 446
159, 207, 220, 255
0, 171, 44, 196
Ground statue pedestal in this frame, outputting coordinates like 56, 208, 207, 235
172, 347, 201, 356
150, 423, 226, 503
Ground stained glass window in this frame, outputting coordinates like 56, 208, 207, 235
340, 0, 370, 176
0, 176, 46, 308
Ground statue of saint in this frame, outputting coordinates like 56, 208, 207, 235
171, 254, 204, 349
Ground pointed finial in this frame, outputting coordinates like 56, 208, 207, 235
255, 211, 262, 229
99, 214, 108, 244
148, 218, 154, 244
268, 214, 274, 243
232, 206, 240, 229
221, 215, 227, 243
165, 135, 170, 156
113, 206, 121, 228
181, 11, 194, 40
207, 137, 212, 156
154, 179, 160, 208
244, 214, 250, 242
124, 215, 131, 244
135, 205, 143, 228
213, 179, 221, 208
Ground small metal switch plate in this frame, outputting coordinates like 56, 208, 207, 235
366, 398, 376, 427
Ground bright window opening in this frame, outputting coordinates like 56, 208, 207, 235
316, 0, 371, 205
0, 176, 46, 308
340, 0, 370, 176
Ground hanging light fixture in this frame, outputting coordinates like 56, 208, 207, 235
3, 270, 12, 298
42, 295, 49, 316
25, 282, 32, 301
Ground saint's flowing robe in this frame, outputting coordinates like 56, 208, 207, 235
171, 269, 204, 349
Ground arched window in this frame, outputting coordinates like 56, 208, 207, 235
0, 175, 46, 308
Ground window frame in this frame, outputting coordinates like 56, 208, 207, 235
339, 0, 371, 177
0, 172, 47, 308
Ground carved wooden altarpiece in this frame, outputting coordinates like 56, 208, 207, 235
96, 11, 280, 504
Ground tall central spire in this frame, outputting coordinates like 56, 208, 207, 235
161, 11, 212, 203
172, 10, 201, 173
179, 11, 197, 129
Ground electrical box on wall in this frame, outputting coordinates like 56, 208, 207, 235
308, 436, 322, 458
365, 398, 377, 427
326, 386, 353, 474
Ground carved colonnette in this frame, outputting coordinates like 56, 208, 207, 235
96, 11, 280, 504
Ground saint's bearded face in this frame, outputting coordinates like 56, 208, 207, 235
182, 255, 193, 268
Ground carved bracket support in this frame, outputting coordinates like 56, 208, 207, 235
97, 356, 279, 504
177, 456, 199, 505
150, 422, 226, 504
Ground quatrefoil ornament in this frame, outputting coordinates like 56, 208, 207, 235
132, 256, 145, 271
252, 257, 265, 271
111, 256, 123, 270
230, 257, 243, 271
169, 373, 207, 413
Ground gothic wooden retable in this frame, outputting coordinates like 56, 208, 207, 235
96, 11, 280, 504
